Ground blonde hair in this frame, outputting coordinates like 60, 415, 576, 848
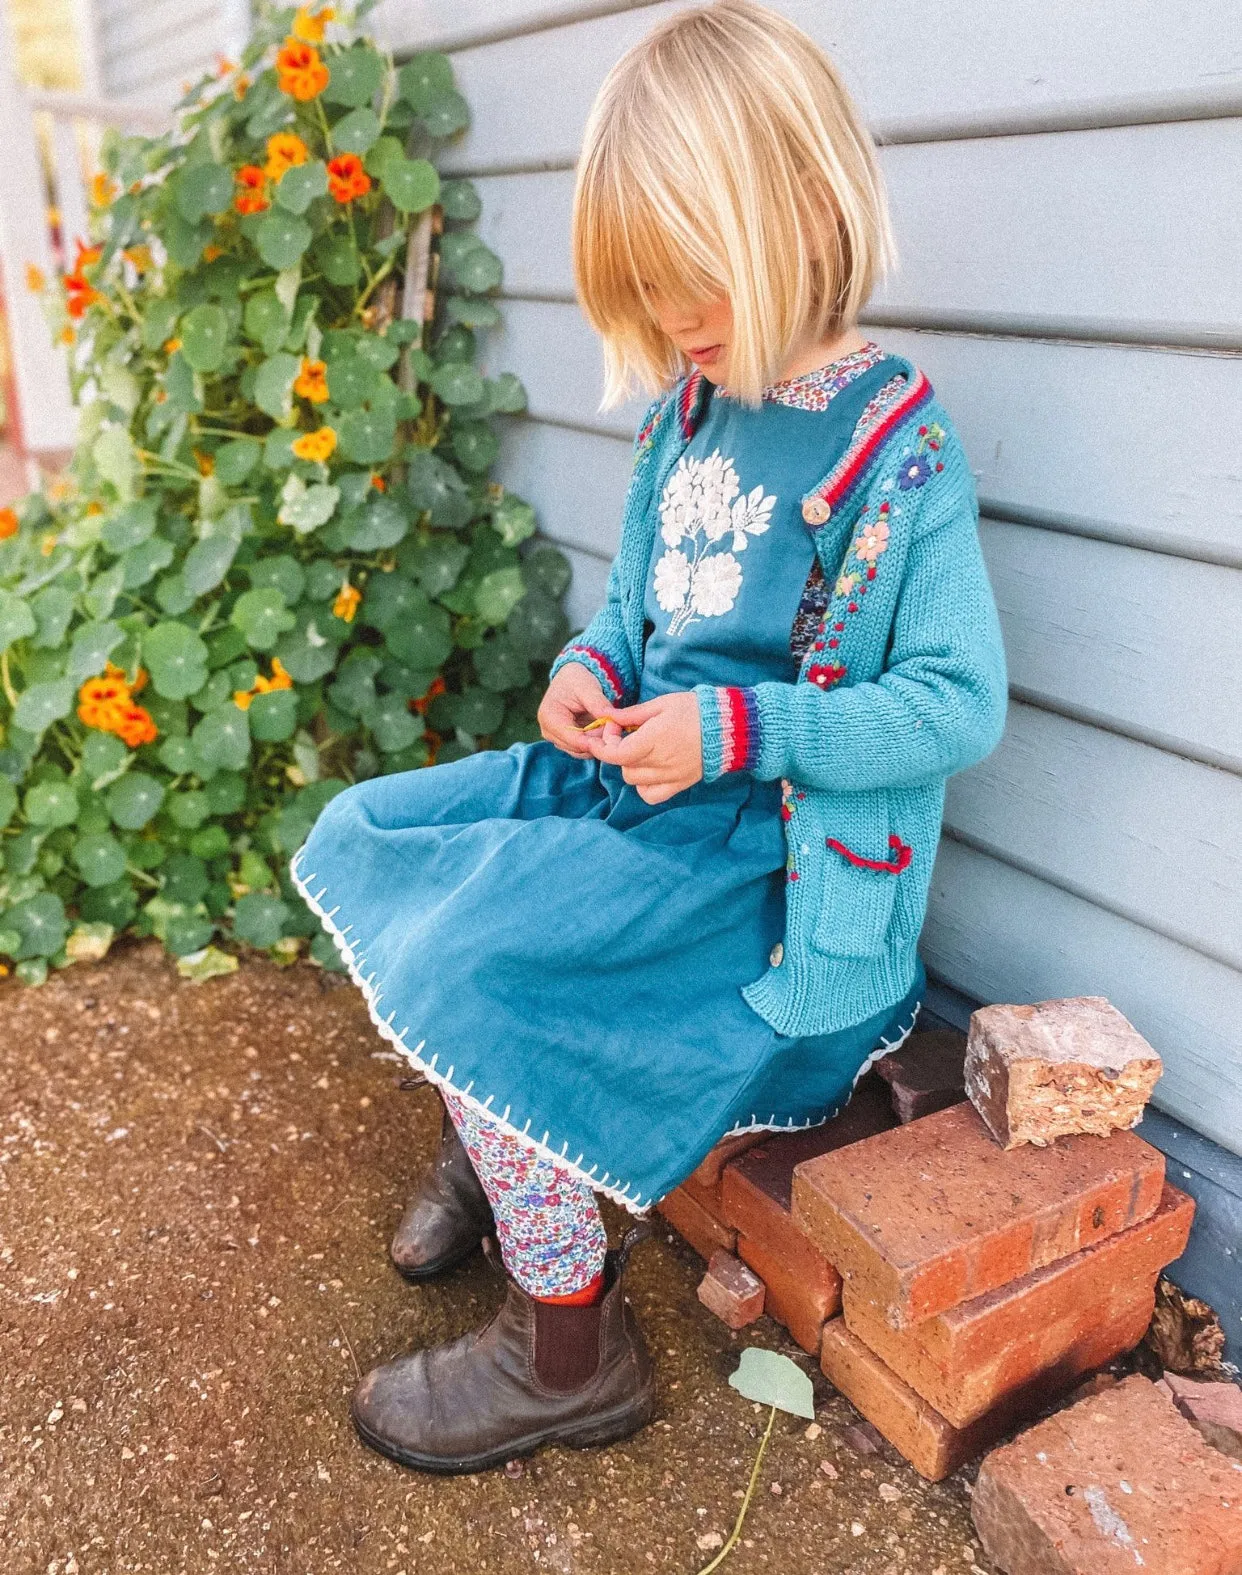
572, 0, 895, 409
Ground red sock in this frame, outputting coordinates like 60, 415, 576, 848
535, 1271, 604, 1306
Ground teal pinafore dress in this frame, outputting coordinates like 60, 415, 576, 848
294, 346, 924, 1210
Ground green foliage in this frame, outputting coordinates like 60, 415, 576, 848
3, 6, 570, 978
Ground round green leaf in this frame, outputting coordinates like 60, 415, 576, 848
204, 772, 245, 815
233, 891, 291, 948
73, 831, 128, 888
24, 779, 79, 828
474, 565, 527, 625
249, 555, 306, 605
345, 494, 409, 551
254, 352, 302, 421
0, 776, 17, 830
176, 162, 233, 223
183, 533, 240, 597
7, 891, 67, 959
120, 535, 175, 590
275, 159, 328, 214
474, 635, 530, 693
382, 158, 440, 215
405, 536, 469, 596
325, 45, 384, 107
80, 730, 128, 785
385, 598, 452, 670
231, 587, 295, 651
405, 449, 472, 528
79, 879, 137, 928
398, 52, 453, 109
14, 678, 74, 736
0, 589, 37, 650
66, 620, 126, 683
155, 572, 195, 616
327, 657, 378, 717
278, 479, 340, 535
167, 790, 211, 829
162, 854, 209, 904
361, 693, 422, 753
450, 686, 504, 737
451, 421, 499, 473
31, 585, 75, 647
421, 90, 469, 139
179, 303, 229, 373
165, 914, 216, 957
189, 824, 231, 859
361, 572, 420, 635
489, 372, 528, 414
106, 771, 165, 830
255, 212, 313, 272
338, 407, 396, 466
430, 361, 485, 406
100, 500, 157, 554
248, 688, 298, 742
522, 543, 573, 599
446, 240, 502, 295
325, 354, 380, 408
314, 232, 362, 286
213, 439, 261, 488
192, 706, 251, 772
506, 588, 569, 660
144, 621, 210, 700
728, 1348, 815, 1420
491, 494, 536, 546
157, 734, 197, 774
274, 616, 339, 684
243, 291, 292, 354
440, 178, 481, 222
331, 107, 381, 153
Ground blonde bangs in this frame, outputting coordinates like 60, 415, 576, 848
571, 0, 896, 410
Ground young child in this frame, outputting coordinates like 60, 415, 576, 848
292, 0, 1006, 1474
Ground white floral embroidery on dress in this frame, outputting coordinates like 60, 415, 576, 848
654, 449, 776, 635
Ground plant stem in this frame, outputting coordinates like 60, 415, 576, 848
0, 650, 18, 709
694, 1406, 777, 1575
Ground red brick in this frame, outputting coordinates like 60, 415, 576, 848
971, 1375, 1242, 1574
696, 1249, 765, 1330
657, 1186, 736, 1261
819, 1318, 1048, 1482
738, 1231, 840, 1354
874, 1029, 967, 1122
966, 997, 1163, 1150
1160, 1371, 1242, 1463
792, 1102, 1165, 1327
843, 1184, 1193, 1427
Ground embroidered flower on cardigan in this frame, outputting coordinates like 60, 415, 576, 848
853, 517, 890, 561
654, 449, 776, 635
894, 420, 947, 490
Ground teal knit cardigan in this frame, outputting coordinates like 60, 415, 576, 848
549, 354, 1007, 1036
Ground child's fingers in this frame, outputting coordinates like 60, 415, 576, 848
601, 697, 665, 726
588, 727, 655, 766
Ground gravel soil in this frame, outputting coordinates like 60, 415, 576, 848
0, 942, 994, 1575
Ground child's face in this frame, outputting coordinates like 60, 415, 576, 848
643, 287, 734, 383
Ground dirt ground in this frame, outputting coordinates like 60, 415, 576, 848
0, 942, 996, 1575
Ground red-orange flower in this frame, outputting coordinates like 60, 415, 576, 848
293, 357, 329, 403
275, 38, 329, 100
326, 153, 371, 205
0, 507, 19, 540
264, 131, 309, 184
234, 164, 270, 215
64, 271, 100, 318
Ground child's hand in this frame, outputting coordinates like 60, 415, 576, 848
584, 692, 703, 803
537, 663, 613, 758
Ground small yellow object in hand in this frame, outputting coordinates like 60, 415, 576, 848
576, 717, 639, 733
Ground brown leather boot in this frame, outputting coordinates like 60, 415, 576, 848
390, 1102, 495, 1281
353, 1229, 655, 1473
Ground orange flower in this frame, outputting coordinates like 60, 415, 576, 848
64, 271, 100, 319
74, 240, 103, 270
235, 657, 294, 710
234, 164, 270, 215
203, 244, 225, 262
123, 245, 153, 273
292, 5, 334, 43
90, 172, 117, 207
326, 153, 370, 205
60, 326, 76, 345
216, 55, 236, 77
370, 473, 386, 492
275, 38, 329, 100
164, 337, 181, 354
332, 580, 361, 622
234, 74, 251, 100
265, 131, 309, 183
78, 665, 157, 746
25, 262, 45, 293
115, 705, 158, 747
194, 450, 215, 476
291, 427, 337, 463
0, 507, 18, 540
411, 675, 446, 715
293, 357, 329, 403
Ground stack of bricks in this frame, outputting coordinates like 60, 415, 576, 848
660, 1000, 1193, 1482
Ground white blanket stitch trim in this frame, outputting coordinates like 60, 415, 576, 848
290, 848, 657, 1213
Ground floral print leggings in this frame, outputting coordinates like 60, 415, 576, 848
440, 1089, 608, 1298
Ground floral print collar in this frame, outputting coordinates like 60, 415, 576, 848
719, 341, 887, 412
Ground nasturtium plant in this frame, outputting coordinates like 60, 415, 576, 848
2, 2, 569, 984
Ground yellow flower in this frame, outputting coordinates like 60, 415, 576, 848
233, 686, 255, 711
292, 5, 334, 42
90, 172, 117, 207
333, 581, 361, 622
25, 262, 46, 293
265, 131, 310, 184
293, 357, 329, 404
123, 245, 153, 273
236, 658, 295, 709
291, 427, 337, 463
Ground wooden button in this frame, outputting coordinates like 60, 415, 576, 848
802, 497, 831, 526
769, 942, 784, 967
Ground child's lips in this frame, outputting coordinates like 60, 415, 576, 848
689, 344, 722, 366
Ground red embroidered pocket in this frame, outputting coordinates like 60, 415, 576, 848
825, 834, 913, 875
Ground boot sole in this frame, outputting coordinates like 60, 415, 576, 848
351, 1387, 656, 1476
389, 1236, 484, 1283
